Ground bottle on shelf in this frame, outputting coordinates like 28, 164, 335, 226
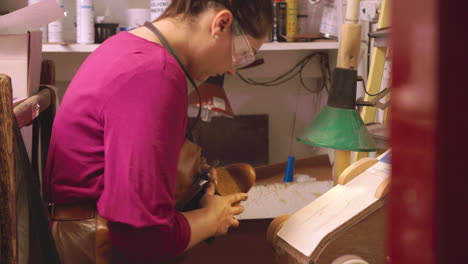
77, 0, 95, 44
94, 7, 119, 44
285, 0, 298, 42
319, 0, 346, 39
47, 0, 65, 43
273, 0, 287, 42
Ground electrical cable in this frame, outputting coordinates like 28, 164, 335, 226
237, 55, 311, 86
359, 77, 388, 96
236, 52, 331, 94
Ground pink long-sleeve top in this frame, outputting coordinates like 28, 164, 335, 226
45, 31, 191, 262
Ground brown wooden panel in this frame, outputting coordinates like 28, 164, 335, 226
0, 74, 17, 264
190, 115, 268, 167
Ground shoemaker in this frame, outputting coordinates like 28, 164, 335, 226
44, 0, 273, 263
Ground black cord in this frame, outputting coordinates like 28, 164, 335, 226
367, 21, 372, 75
237, 55, 306, 86
143, 22, 201, 134
236, 52, 331, 94
359, 77, 388, 97
319, 52, 331, 93
243, 53, 323, 87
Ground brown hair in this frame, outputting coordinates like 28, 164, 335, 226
157, 0, 273, 39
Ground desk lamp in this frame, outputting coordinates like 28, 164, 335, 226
298, 0, 374, 181
188, 74, 234, 122
297, 67, 377, 152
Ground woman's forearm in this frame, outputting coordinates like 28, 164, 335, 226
180, 208, 216, 250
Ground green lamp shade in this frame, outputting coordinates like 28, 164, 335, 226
297, 106, 377, 152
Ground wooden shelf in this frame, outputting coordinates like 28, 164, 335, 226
42, 41, 338, 53
42, 43, 100, 53
260, 41, 338, 51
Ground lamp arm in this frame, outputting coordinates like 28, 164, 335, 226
355, 100, 375, 107
356, 91, 391, 110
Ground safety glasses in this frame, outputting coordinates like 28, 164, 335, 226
231, 19, 256, 69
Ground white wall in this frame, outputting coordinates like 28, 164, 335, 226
223, 50, 334, 163
224, 74, 327, 164
44, 49, 336, 164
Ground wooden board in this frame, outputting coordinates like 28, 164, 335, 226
274, 200, 386, 264
237, 181, 333, 220
238, 155, 333, 220
276, 151, 390, 261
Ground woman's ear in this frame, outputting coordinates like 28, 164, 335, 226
211, 10, 233, 38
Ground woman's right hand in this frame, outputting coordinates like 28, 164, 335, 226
200, 181, 248, 236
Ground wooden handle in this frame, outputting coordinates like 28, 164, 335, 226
266, 214, 291, 249
336, 157, 378, 185
13, 88, 52, 129
175, 160, 256, 209
216, 163, 256, 195
374, 178, 391, 199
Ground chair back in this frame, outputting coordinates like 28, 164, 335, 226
0, 73, 61, 264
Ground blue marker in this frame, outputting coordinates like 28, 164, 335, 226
283, 156, 295, 182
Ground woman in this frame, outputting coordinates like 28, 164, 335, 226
45, 0, 273, 263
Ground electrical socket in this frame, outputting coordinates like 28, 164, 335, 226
360, 0, 381, 22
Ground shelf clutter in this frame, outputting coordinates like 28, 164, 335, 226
35, 0, 340, 53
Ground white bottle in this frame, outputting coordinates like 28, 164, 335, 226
150, 0, 171, 21
319, 0, 346, 39
77, 0, 95, 44
48, 0, 65, 43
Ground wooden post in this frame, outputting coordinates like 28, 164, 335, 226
0, 74, 17, 264
333, 150, 352, 185
332, 0, 362, 183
